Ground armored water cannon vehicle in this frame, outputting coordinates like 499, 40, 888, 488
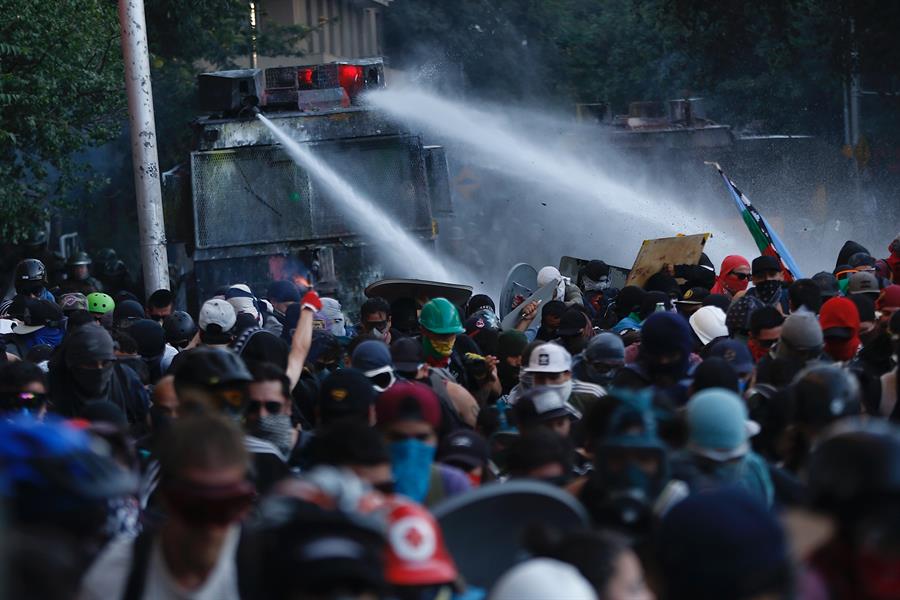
163, 58, 454, 311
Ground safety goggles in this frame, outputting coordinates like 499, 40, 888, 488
245, 399, 284, 415
365, 319, 388, 331
1, 391, 47, 412
365, 366, 396, 392
162, 479, 256, 525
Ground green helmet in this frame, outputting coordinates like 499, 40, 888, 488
418, 297, 464, 335
86, 292, 115, 315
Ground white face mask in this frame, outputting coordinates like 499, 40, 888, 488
545, 380, 573, 401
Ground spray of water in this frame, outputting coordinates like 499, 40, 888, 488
367, 87, 756, 269
257, 114, 462, 283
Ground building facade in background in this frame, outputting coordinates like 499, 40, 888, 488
257, 0, 391, 66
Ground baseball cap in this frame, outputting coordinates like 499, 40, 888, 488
687, 388, 757, 461
514, 386, 582, 426
523, 343, 572, 374
847, 271, 879, 296
676, 287, 710, 305
375, 381, 441, 429
751, 256, 781, 276
10, 298, 63, 335
812, 271, 840, 299
555, 310, 588, 337
113, 299, 145, 327
877, 285, 900, 311
391, 337, 425, 374
318, 369, 377, 423
351, 340, 394, 375
707, 339, 755, 376
776, 311, 824, 359
199, 298, 237, 333
437, 430, 489, 471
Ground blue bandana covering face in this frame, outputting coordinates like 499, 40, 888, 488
390, 438, 436, 503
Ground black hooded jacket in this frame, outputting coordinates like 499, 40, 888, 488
49, 325, 150, 435
835, 240, 871, 272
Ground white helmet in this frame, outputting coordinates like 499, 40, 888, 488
489, 558, 597, 600
689, 305, 728, 345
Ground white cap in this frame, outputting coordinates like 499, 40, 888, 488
199, 299, 237, 332
490, 558, 597, 600
524, 343, 572, 373
688, 305, 728, 345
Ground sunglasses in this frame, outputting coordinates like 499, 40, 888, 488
245, 399, 284, 415
755, 338, 778, 348
729, 272, 751, 280
163, 479, 256, 525
365, 319, 388, 331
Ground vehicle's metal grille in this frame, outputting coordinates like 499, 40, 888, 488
191, 135, 431, 249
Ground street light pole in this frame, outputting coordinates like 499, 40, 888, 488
119, 0, 170, 297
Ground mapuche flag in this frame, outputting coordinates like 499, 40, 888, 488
707, 162, 802, 282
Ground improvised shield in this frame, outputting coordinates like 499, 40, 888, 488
625, 233, 710, 288
432, 480, 590, 588
364, 279, 473, 308
499, 263, 538, 319
499, 280, 558, 332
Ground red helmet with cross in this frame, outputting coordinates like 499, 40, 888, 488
382, 497, 457, 586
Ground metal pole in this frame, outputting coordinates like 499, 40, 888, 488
119, 0, 170, 297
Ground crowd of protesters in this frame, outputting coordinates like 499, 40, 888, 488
2, 233, 900, 600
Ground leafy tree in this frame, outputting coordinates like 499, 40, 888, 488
0, 0, 124, 243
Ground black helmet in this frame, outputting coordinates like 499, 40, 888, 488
163, 311, 198, 348
789, 363, 861, 428
14, 259, 47, 287
808, 418, 900, 515
66, 251, 92, 267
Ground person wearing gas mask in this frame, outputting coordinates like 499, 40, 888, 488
48, 324, 150, 435
670, 387, 774, 507
576, 389, 687, 538
375, 381, 470, 507
359, 296, 398, 343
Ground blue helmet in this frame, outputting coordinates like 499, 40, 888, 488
0, 416, 137, 529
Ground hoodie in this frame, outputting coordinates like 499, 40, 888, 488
835, 240, 870, 273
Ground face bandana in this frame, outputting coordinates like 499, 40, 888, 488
424, 336, 455, 360
582, 276, 610, 292
390, 438, 436, 503
71, 364, 114, 398
755, 280, 783, 303
545, 380, 573, 402
518, 368, 535, 390
249, 414, 294, 457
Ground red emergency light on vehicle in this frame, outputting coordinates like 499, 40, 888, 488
263, 59, 384, 111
